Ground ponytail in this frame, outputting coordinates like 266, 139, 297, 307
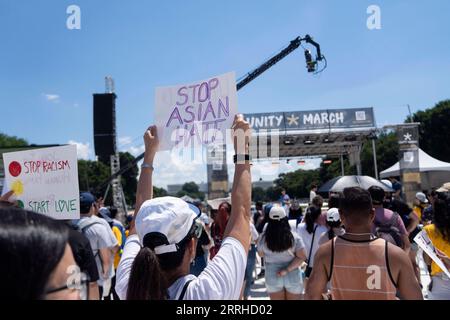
327, 228, 335, 240
305, 206, 321, 234
126, 247, 168, 300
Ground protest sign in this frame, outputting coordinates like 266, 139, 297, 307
2, 145, 80, 219
155, 72, 238, 151
414, 230, 450, 278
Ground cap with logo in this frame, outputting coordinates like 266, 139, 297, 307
80, 192, 96, 206
269, 205, 287, 221
436, 182, 450, 193
135, 196, 201, 255
98, 207, 113, 223
326, 208, 341, 222
415, 192, 429, 204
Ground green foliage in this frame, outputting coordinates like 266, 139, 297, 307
176, 181, 205, 200
119, 152, 139, 205
274, 169, 320, 198
0, 133, 28, 148
77, 159, 111, 197
252, 187, 266, 203
153, 186, 168, 198
360, 132, 399, 176
408, 100, 450, 162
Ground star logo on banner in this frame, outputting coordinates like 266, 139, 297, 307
286, 114, 299, 126
403, 132, 412, 141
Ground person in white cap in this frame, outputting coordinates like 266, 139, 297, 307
115, 115, 252, 300
318, 208, 345, 246
257, 204, 307, 300
413, 192, 431, 224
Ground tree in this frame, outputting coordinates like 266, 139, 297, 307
274, 169, 320, 198
408, 100, 450, 162
176, 181, 205, 200
153, 186, 168, 198
0, 133, 28, 147
360, 131, 399, 177
252, 187, 266, 203
77, 159, 111, 199
119, 152, 139, 205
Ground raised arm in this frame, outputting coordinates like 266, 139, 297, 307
223, 114, 252, 252
129, 125, 159, 233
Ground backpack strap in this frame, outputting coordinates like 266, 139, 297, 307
384, 240, 398, 288
306, 225, 318, 268
178, 280, 193, 300
327, 237, 335, 282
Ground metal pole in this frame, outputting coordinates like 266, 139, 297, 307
340, 154, 345, 176
372, 139, 379, 180
407, 104, 413, 123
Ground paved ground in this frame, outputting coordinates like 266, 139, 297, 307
246, 249, 432, 300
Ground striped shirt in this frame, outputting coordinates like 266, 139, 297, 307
329, 237, 397, 300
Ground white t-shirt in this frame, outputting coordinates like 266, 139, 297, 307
257, 230, 305, 264
115, 235, 247, 300
296, 222, 327, 267
250, 222, 259, 244
310, 190, 317, 203
77, 215, 118, 286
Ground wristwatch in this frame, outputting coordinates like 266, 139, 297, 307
141, 163, 154, 170
233, 154, 251, 164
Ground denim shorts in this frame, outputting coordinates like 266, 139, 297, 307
265, 262, 303, 294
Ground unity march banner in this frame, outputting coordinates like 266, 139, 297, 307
155, 72, 238, 151
2, 145, 80, 219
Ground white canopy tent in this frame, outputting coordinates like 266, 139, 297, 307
380, 148, 450, 190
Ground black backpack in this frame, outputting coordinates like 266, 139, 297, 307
374, 211, 404, 248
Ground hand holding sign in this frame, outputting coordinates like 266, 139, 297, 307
144, 125, 159, 161
436, 248, 450, 270
0, 190, 16, 207
155, 72, 238, 151
2, 145, 80, 219
231, 114, 251, 156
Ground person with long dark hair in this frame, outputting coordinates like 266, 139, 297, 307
257, 205, 306, 300
115, 115, 252, 300
318, 208, 345, 245
297, 205, 327, 283
0, 207, 86, 300
423, 193, 450, 299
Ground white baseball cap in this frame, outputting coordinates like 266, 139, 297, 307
415, 192, 429, 204
327, 208, 341, 222
269, 205, 287, 220
381, 179, 392, 189
436, 182, 450, 193
135, 196, 201, 255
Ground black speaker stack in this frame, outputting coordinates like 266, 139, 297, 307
93, 93, 117, 163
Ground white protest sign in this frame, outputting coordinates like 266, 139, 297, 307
414, 230, 450, 278
155, 72, 238, 151
2, 145, 80, 219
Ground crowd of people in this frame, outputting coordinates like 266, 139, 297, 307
1, 115, 450, 300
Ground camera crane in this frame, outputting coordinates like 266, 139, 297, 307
95, 35, 325, 196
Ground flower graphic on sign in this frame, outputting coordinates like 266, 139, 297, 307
286, 114, 299, 126
403, 133, 412, 141
9, 161, 22, 177
11, 180, 24, 196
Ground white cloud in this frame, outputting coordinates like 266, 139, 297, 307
68, 140, 91, 160
151, 150, 206, 188
43, 93, 60, 103
119, 136, 133, 146
128, 145, 145, 157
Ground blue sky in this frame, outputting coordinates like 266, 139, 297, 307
1, 1, 449, 188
